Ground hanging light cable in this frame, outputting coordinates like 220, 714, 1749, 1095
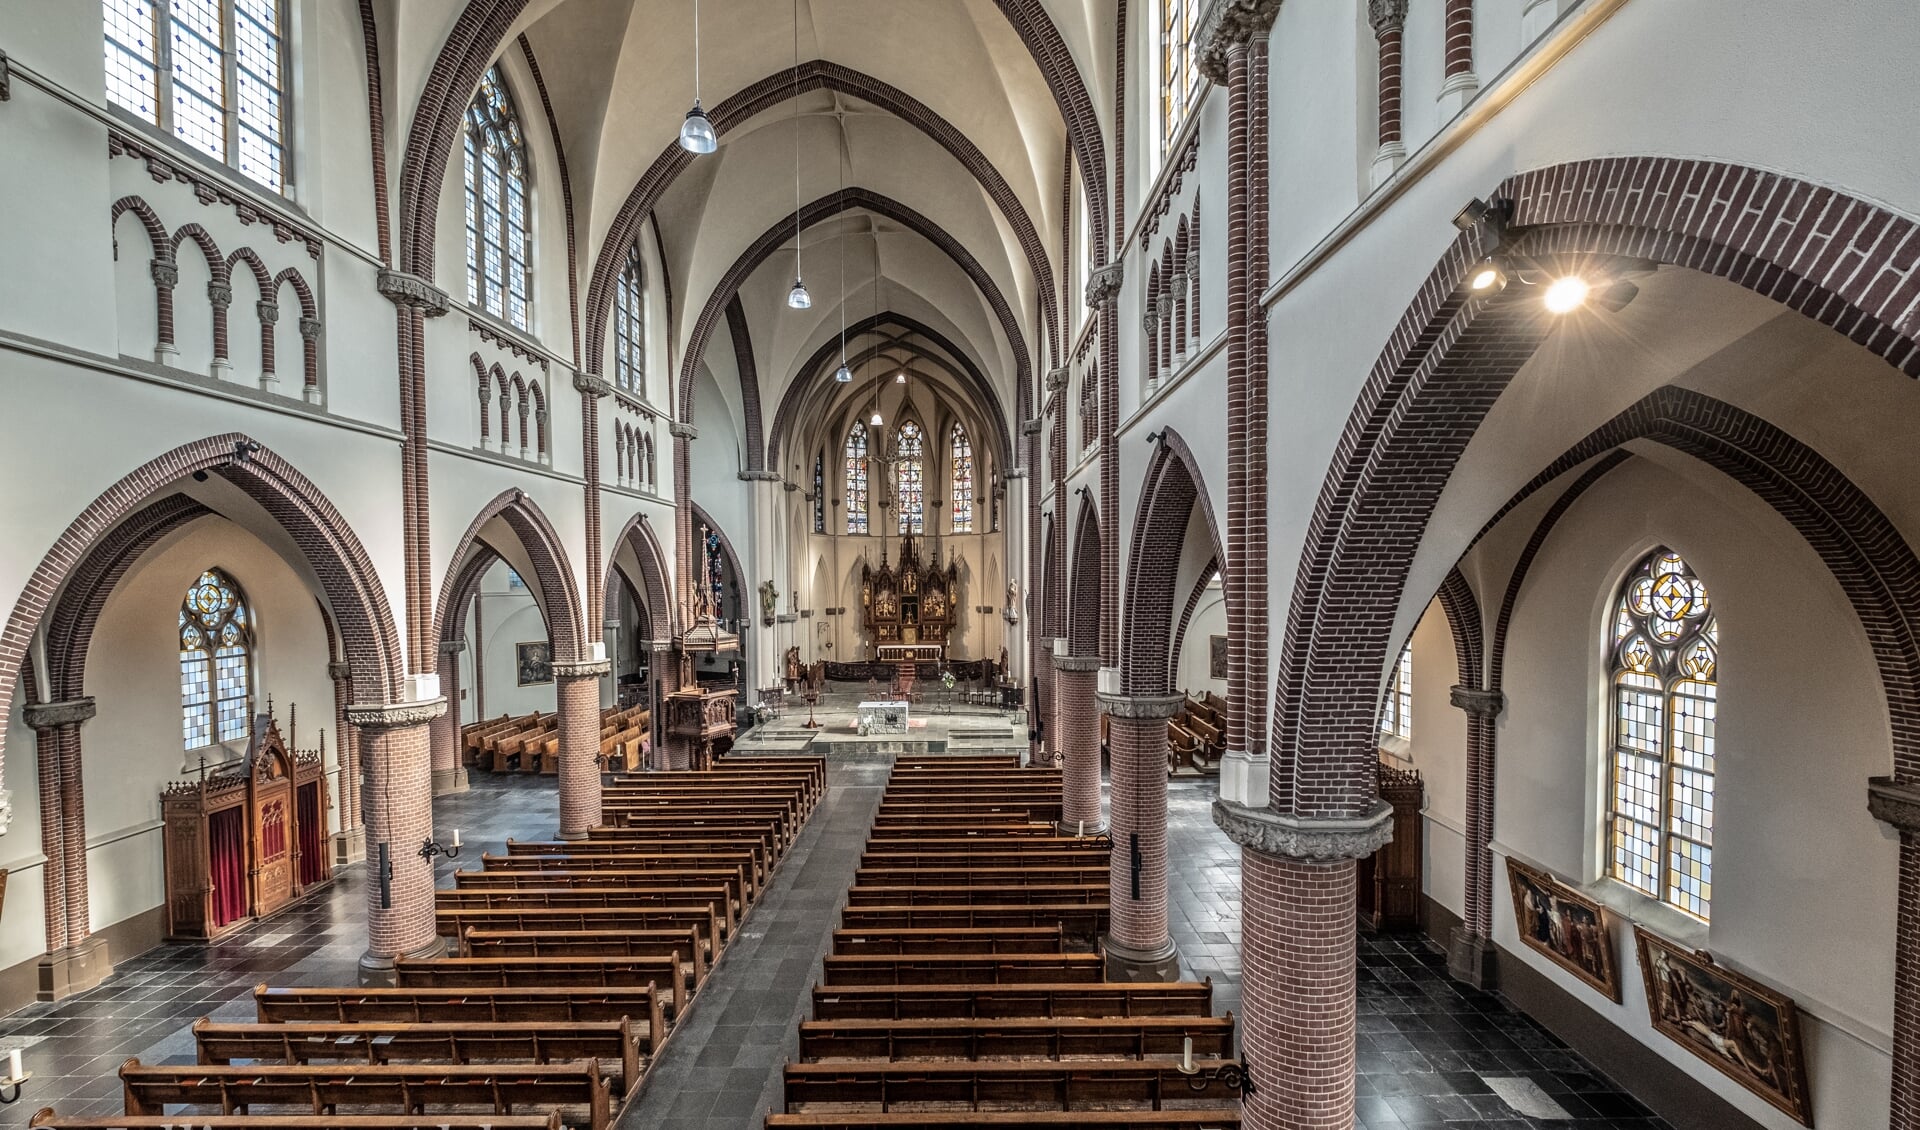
679, 0, 717, 153
785, 0, 811, 309
834, 141, 852, 382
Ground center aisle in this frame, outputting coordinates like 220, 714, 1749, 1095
622, 759, 891, 1128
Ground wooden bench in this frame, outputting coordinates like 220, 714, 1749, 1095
844, 884, 1109, 908
190, 1017, 642, 1096
809, 981, 1212, 1020
454, 867, 747, 918
482, 851, 760, 901
119, 1059, 613, 1130
764, 1115, 1239, 1129
781, 1058, 1243, 1111
595, 816, 782, 858
31, 1115, 563, 1130
853, 865, 1111, 888
831, 926, 1063, 955
820, 953, 1104, 986
860, 850, 1109, 871
866, 823, 1064, 840
840, 904, 1109, 937
394, 956, 679, 1001
795, 1015, 1236, 1061
434, 905, 722, 952
250, 986, 667, 1053
506, 836, 770, 888
874, 801, 1064, 822
434, 883, 736, 936
462, 927, 706, 986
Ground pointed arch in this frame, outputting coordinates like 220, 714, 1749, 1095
1068, 495, 1102, 658
844, 422, 871, 536
1122, 428, 1224, 695
433, 490, 585, 665
950, 421, 976, 533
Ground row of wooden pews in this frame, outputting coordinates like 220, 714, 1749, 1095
766, 755, 1243, 1130
1167, 693, 1227, 775
29, 753, 825, 1130
460, 703, 652, 775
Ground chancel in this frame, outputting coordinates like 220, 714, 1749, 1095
0, 1, 1916, 1129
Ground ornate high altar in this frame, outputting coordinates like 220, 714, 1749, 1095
861, 534, 957, 660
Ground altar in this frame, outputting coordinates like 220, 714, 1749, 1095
877, 644, 943, 664
857, 700, 910, 735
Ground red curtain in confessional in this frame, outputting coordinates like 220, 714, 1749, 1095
209, 807, 248, 927
296, 784, 325, 888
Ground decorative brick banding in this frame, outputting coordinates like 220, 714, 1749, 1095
431, 490, 586, 668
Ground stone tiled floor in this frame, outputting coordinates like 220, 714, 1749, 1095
0, 768, 1673, 1130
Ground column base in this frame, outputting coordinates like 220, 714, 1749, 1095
1437, 70, 1480, 118
1447, 926, 1499, 990
358, 934, 449, 987
1054, 818, 1108, 838
557, 826, 590, 842
1102, 935, 1182, 982
332, 826, 367, 867
1370, 141, 1407, 190
1216, 750, 1270, 809
432, 766, 470, 795
37, 936, 112, 1001
210, 359, 233, 382
303, 385, 323, 406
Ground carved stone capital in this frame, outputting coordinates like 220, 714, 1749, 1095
345, 697, 448, 729
326, 660, 351, 680
439, 638, 468, 657
1045, 366, 1070, 392
1022, 418, 1043, 436
535, 407, 549, 426
1142, 312, 1161, 335
1212, 797, 1395, 861
23, 698, 98, 730
1869, 776, 1920, 834
1368, 0, 1408, 36
150, 259, 179, 288
1196, 0, 1282, 83
1004, 467, 1029, 480
298, 317, 322, 340
255, 300, 280, 325
1097, 692, 1186, 720
552, 658, 613, 680
0, 49, 11, 103
1449, 685, 1505, 717
1187, 250, 1201, 276
1053, 654, 1101, 673
669, 422, 699, 440
1157, 294, 1176, 318
573, 371, 613, 398
376, 269, 451, 316
1085, 262, 1125, 308
206, 283, 233, 307
738, 471, 781, 482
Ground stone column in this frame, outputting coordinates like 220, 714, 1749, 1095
555, 658, 613, 838
1054, 653, 1104, 834
1101, 692, 1184, 981
25, 698, 111, 1000
208, 281, 234, 381
1449, 684, 1503, 988
651, 641, 676, 770
1216, 798, 1394, 1130
1439, 0, 1478, 115
1369, 0, 1409, 189
151, 259, 179, 364
349, 698, 448, 985
744, 472, 785, 690
326, 660, 366, 865
1868, 779, 1920, 1129
430, 639, 470, 795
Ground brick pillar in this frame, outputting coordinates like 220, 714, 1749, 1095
555, 659, 612, 838
1054, 655, 1103, 834
1368, 0, 1408, 188
349, 698, 449, 985
326, 660, 366, 865
1439, 0, 1478, 113
1102, 693, 1184, 981
1216, 797, 1393, 1130
651, 642, 676, 771
151, 259, 179, 364
1867, 779, 1920, 1130
430, 639, 469, 795
1448, 685, 1503, 988
24, 698, 112, 1001
1033, 637, 1056, 765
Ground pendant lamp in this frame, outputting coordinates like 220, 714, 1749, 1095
679, 0, 717, 153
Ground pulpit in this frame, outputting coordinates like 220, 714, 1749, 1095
666, 685, 739, 771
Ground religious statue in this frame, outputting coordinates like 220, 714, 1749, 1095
783, 645, 802, 692
759, 579, 780, 626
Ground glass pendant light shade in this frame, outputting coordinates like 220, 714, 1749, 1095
834, 362, 853, 383
787, 278, 812, 309
870, 410, 883, 426
680, 103, 717, 153
895, 371, 906, 383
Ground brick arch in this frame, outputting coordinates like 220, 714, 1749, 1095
1273, 156, 1920, 821
1121, 429, 1224, 695
441, 544, 501, 648
1067, 494, 1101, 658
110, 195, 168, 261
675, 188, 1030, 433
170, 223, 227, 282
1433, 567, 1483, 693
1167, 555, 1219, 689
723, 298, 763, 472
226, 248, 273, 295
0, 434, 407, 781
766, 313, 1014, 475
605, 511, 680, 643
1039, 510, 1058, 637
433, 490, 585, 665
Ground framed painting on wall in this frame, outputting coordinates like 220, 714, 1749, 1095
1634, 927, 1813, 1126
1505, 859, 1620, 1001
1209, 634, 1228, 680
516, 641, 553, 687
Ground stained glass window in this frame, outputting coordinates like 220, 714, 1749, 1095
844, 424, 869, 535
813, 453, 826, 534
1159, 0, 1199, 158
1608, 548, 1718, 919
465, 65, 532, 330
950, 423, 975, 533
895, 421, 925, 535
179, 568, 253, 750
1378, 643, 1412, 740
104, 0, 289, 192
614, 244, 645, 392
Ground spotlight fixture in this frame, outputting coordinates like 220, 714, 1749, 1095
1452, 197, 1495, 233
894, 371, 906, 384
834, 362, 853, 383
233, 439, 263, 465
1145, 430, 1163, 445
1594, 278, 1640, 313
191, 469, 209, 483
1467, 257, 1508, 295
678, 0, 716, 154
1543, 276, 1591, 314
787, 278, 812, 309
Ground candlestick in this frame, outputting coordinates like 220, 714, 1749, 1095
7, 1048, 21, 1082
1182, 1037, 1193, 1073
451, 828, 461, 849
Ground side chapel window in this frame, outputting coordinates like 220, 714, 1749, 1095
179, 568, 254, 750
1379, 642, 1412, 741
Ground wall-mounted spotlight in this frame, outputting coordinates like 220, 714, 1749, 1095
1452, 197, 1496, 233
232, 439, 263, 465
1466, 258, 1508, 296
1144, 430, 1163, 446
191, 470, 210, 483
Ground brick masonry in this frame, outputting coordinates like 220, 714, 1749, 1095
431, 491, 586, 668
1103, 697, 1183, 957
554, 667, 606, 838
1054, 659, 1102, 832
348, 710, 442, 975
1240, 848, 1360, 1130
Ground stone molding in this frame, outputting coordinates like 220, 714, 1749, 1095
552, 658, 614, 680
1449, 685, 1505, 717
326, 660, 351, 680
669, 422, 699, 440
23, 698, 98, 729
1143, 312, 1161, 335
1046, 366, 1070, 392
375, 269, 451, 316
783, 481, 800, 492
1868, 776, 1920, 834
1212, 797, 1395, 861
1004, 468, 1029, 480
1196, 0, 1282, 82
738, 471, 781, 482
1085, 262, 1125, 308
438, 638, 468, 656
1097, 692, 1186, 719
1053, 654, 1101, 673
1369, 0, 1408, 34
573, 371, 613, 398
1022, 418, 1043, 436
0, 49, 11, 103
345, 697, 448, 729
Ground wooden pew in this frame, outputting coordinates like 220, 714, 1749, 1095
434, 882, 736, 936
765, 1115, 1239, 1130
454, 867, 746, 918
859, 837, 1107, 858
795, 1014, 1236, 1061
873, 801, 1063, 822
844, 884, 1109, 907
597, 815, 783, 858
831, 926, 1064, 955
190, 1017, 643, 1097
32, 1116, 562, 1130
809, 980, 1213, 1021
433, 905, 722, 952
840, 904, 1109, 937
820, 953, 1104, 986
859, 850, 1108, 871
482, 851, 760, 901
250, 985, 667, 1053
866, 823, 1065, 841
394, 956, 679, 1000
119, 1059, 613, 1130
853, 865, 1110, 888
463, 927, 706, 987
781, 1058, 1243, 1111
507, 836, 770, 889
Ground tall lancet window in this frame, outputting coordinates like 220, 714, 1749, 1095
844, 424, 869, 535
1159, 0, 1199, 156
1609, 548, 1719, 920
179, 568, 254, 750
812, 452, 826, 534
1378, 642, 1412, 740
950, 422, 975, 533
614, 244, 646, 392
465, 64, 532, 329
894, 420, 925, 535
